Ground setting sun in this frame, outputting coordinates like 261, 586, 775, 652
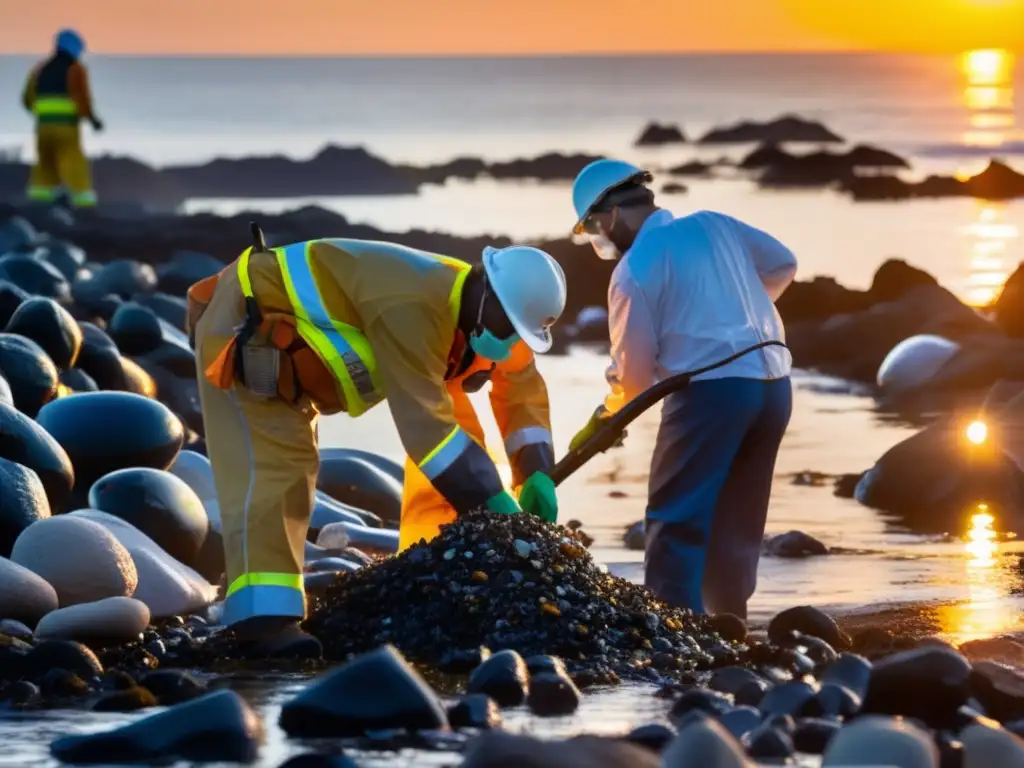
963, 49, 1015, 84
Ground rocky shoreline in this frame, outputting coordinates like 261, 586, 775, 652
3, 113, 1023, 210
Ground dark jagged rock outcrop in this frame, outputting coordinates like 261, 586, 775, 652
996, 262, 1023, 338
634, 122, 687, 146
698, 115, 844, 144
844, 160, 1024, 202
739, 143, 910, 188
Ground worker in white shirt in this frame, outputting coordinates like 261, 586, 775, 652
567, 159, 798, 619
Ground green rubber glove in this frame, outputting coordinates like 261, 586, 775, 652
568, 405, 625, 452
486, 489, 522, 515
519, 472, 558, 523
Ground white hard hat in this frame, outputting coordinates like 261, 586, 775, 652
482, 245, 567, 354
572, 159, 652, 234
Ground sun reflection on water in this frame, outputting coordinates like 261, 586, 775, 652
963, 203, 1016, 306
966, 505, 997, 566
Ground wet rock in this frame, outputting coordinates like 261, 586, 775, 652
279, 644, 448, 737
156, 250, 224, 296
5, 297, 82, 370
117, 355, 158, 397
709, 667, 766, 696
312, 497, 381, 531
67, 509, 217, 618
768, 606, 849, 650
11, 515, 138, 606
40, 240, 85, 281
0, 403, 73, 513
50, 689, 264, 764
759, 679, 819, 718
719, 706, 762, 740
624, 722, 677, 752
107, 302, 164, 356
0, 254, 70, 301
764, 530, 829, 558
670, 688, 735, 721
635, 122, 687, 146
138, 669, 207, 705
75, 322, 127, 391
623, 519, 645, 550
699, 115, 843, 144
962, 719, 1024, 766
708, 613, 748, 643
26, 639, 103, 681
662, 716, 753, 767
792, 717, 840, 754
0, 457, 50, 557
40, 667, 90, 697
862, 645, 973, 727
93, 685, 158, 712
36, 391, 185, 493
0, 281, 28, 330
822, 715, 939, 767
316, 451, 403, 527
527, 670, 581, 716
5, 679, 39, 705
0, 556, 58, 627
277, 753, 359, 768
821, 652, 873, 699
804, 682, 862, 718
0, 372, 11, 407
744, 724, 795, 761
0, 333, 58, 417
995, 263, 1023, 338
90, 259, 158, 299
60, 366, 98, 392
88, 467, 210, 569
467, 649, 530, 708
448, 693, 502, 729
0, 618, 33, 639
439, 647, 491, 674
736, 679, 770, 707
463, 732, 659, 768
167, 449, 217, 511
969, 660, 1024, 722
0, 217, 37, 253
35, 596, 150, 647
132, 292, 188, 332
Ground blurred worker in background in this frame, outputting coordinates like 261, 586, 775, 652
189, 232, 566, 657
21, 29, 103, 208
568, 159, 797, 620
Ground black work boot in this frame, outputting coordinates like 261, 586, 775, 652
232, 617, 323, 660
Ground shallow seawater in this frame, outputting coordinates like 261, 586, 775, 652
3, 349, 1024, 766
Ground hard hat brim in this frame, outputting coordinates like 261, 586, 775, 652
571, 169, 653, 235
482, 249, 555, 355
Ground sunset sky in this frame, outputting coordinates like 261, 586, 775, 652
2, 0, 1023, 55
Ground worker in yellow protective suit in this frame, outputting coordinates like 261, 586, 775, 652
21, 29, 103, 207
188, 232, 567, 658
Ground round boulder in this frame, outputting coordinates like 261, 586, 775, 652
36, 392, 185, 493
0, 372, 12, 406
60, 367, 99, 393
0, 216, 37, 253
132, 292, 188, 332
317, 452, 403, 527
0, 457, 51, 557
88, 468, 209, 569
0, 280, 28, 328
0, 254, 70, 301
0, 556, 59, 627
0, 402, 75, 512
91, 260, 158, 299
11, 515, 138, 606
119, 356, 158, 398
35, 596, 150, 646
876, 334, 961, 397
75, 322, 128, 390
0, 333, 59, 417
41, 241, 86, 282
156, 250, 224, 296
5, 297, 83, 370
108, 302, 163, 356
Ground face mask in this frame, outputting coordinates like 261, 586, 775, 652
469, 328, 519, 362
589, 234, 621, 261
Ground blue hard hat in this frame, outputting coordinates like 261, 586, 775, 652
571, 158, 651, 234
55, 29, 85, 59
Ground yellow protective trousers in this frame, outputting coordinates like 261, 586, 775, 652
28, 124, 96, 207
194, 264, 317, 628
399, 388, 487, 551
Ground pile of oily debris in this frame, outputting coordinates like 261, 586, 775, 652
303, 510, 740, 685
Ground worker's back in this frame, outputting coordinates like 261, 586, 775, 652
619, 209, 794, 382
28, 51, 86, 124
